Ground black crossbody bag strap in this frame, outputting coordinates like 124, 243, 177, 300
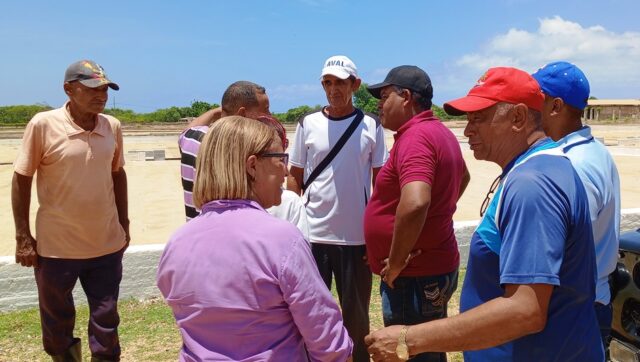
302, 110, 364, 193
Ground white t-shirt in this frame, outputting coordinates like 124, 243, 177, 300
267, 189, 310, 240
289, 108, 388, 245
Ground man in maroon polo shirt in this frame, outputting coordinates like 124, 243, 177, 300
363, 65, 469, 362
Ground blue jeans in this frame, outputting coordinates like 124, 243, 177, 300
380, 269, 458, 362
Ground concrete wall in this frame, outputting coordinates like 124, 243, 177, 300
1, 209, 639, 312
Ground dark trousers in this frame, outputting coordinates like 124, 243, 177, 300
312, 244, 371, 362
595, 302, 612, 359
34, 248, 124, 360
380, 269, 459, 362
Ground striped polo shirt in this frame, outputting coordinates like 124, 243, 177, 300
178, 126, 209, 220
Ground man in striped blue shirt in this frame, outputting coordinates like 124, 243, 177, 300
533, 61, 621, 355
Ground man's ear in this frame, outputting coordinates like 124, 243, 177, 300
63, 82, 72, 96
402, 89, 413, 108
352, 77, 362, 91
236, 107, 247, 117
550, 97, 564, 116
245, 154, 258, 180
511, 103, 528, 132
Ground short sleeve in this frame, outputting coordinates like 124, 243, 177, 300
498, 168, 568, 286
396, 133, 436, 188
289, 121, 306, 168
14, 119, 43, 177
371, 122, 388, 168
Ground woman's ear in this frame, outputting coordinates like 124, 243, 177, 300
245, 154, 258, 180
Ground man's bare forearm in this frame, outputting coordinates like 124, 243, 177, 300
405, 284, 551, 354
287, 166, 304, 195
12, 172, 33, 237
112, 168, 130, 239
186, 107, 222, 129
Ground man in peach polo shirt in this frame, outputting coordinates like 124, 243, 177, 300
12, 60, 129, 362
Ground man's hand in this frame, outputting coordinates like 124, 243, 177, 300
365, 325, 406, 362
15, 233, 38, 267
123, 221, 131, 250
380, 250, 422, 288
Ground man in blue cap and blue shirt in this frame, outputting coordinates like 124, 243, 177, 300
532, 61, 621, 354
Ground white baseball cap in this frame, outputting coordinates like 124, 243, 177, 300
320, 55, 358, 80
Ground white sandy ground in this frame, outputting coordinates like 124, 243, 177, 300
0, 123, 638, 256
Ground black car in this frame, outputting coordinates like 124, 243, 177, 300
611, 228, 640, 361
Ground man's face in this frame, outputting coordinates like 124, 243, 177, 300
321, 75, 359, 109
65, 82, 109, 114
244, 92, 271, 120
378, 86, 407, 131
464, 103, 515, 165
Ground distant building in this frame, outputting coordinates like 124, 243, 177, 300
584, 99, 640, 121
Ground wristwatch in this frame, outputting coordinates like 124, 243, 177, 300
396, 325, 410, 360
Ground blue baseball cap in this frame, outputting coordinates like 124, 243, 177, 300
532, 61, 590, 110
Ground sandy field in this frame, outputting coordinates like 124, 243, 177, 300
0, 123, 638, 256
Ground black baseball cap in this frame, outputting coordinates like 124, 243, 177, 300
367, 65, 432, 100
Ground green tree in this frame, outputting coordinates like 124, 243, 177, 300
354, 83, 378, 114
190, 100, 216, 116
0, 105, 53, 124
274, 105, 322, 124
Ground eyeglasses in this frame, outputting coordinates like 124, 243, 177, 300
480, 175, 502, 217
259, 152, 289, 167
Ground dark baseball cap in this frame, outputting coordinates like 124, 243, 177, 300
64, 60, 119, 90
367, 65, 433, 100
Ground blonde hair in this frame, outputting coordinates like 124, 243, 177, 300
193, 116, 277, 208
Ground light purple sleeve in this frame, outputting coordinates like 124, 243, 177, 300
280, 237, 353, 361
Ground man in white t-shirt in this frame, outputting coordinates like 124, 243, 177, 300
288, 55, 388, 362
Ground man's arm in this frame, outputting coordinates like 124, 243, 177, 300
287, 166, 305, 195
185, 107, 222, 129
381, 181, 431, 288
12, 172, 38, 267
458, 162, 471, 201
112, 167, 130, 247
366, 283, 552, 360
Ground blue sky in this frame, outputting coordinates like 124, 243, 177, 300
1, 0, 638, 113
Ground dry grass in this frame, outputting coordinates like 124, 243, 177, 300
0, 272, 465, 361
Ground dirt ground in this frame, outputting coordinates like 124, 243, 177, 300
0, 122, 638, 256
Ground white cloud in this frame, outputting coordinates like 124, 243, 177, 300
454, 16, 640, 97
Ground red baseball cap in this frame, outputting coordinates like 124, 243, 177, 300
444, 67, 544, 116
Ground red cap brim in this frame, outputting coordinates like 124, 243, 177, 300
443, 96, 498, 116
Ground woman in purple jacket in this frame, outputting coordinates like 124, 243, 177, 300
157, 116, 353, 362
